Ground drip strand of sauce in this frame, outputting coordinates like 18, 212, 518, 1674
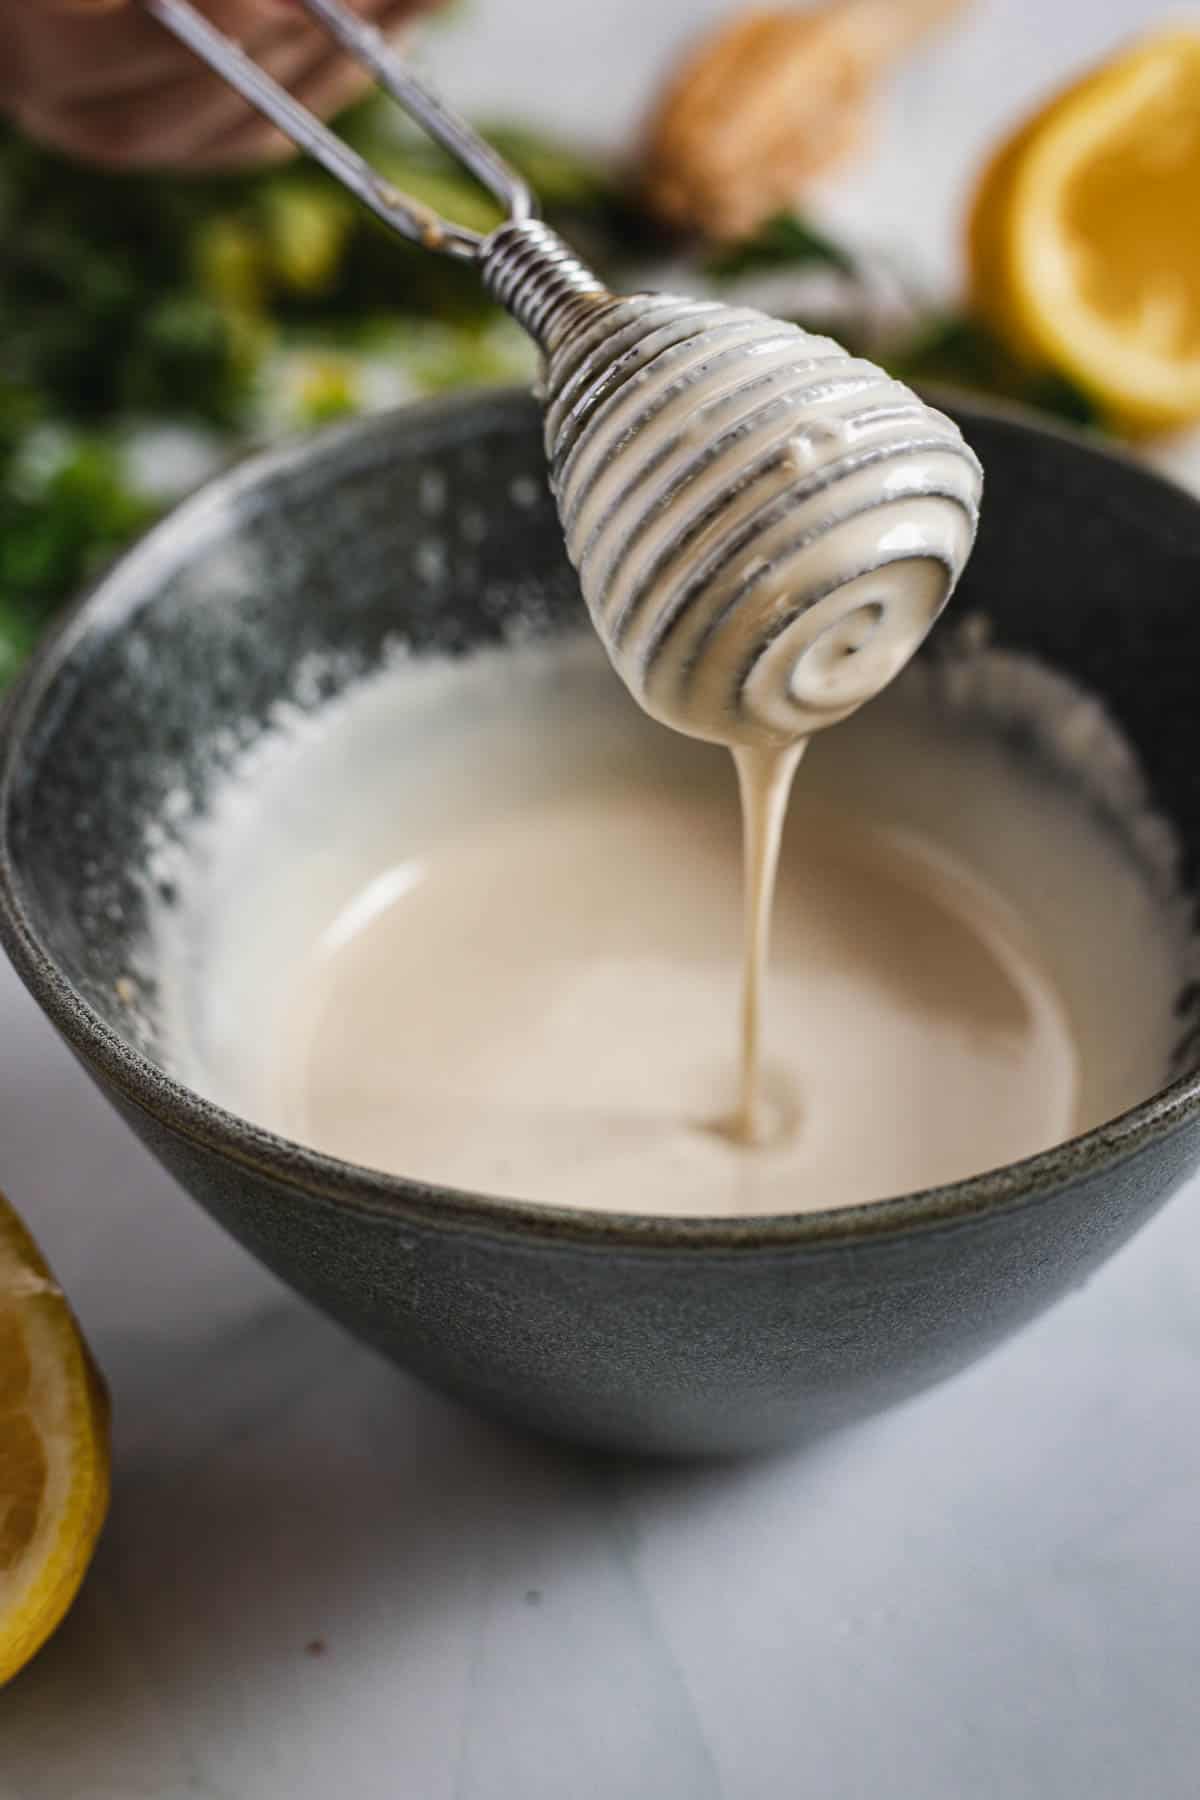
730, 741, 805, 1144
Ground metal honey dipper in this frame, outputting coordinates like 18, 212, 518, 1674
143, 0, 983, 750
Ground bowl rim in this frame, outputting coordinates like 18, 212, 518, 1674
3, 385, 1199, 1253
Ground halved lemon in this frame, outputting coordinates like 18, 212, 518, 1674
968, 30, 1200, 433
0, 1194, 109, 1688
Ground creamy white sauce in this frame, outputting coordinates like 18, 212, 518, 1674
149, 638, 1181, 1218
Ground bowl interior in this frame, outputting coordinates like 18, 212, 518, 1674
6, 389, 1200, 1187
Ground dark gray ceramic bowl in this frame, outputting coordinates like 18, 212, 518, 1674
4, 388, 1200, 1457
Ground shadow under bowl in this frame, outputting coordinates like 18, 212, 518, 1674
3, 388, 1200, 1457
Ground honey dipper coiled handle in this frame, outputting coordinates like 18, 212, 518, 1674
142, 0, 983, 748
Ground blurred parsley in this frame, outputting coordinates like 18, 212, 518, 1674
0, 103, 623, 677
706, 213, 857, 281
892, 315, 1099, 428
0, 388, 160, 672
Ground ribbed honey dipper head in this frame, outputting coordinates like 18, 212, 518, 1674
482, 220, 982, 750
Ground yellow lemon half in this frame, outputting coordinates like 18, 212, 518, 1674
969, 30, 1200, 433
0, 1194, 109, 1688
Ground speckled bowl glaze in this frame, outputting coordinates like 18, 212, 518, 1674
4, 389, 1200, 1457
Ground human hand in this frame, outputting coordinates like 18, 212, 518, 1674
0, 0, 439, 169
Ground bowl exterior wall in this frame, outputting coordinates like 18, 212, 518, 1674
102, 1075, 1200, 1455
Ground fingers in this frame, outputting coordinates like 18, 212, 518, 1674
185, 0, 422, 168
33, 11, 317, 166
32, 0, 131, 13
3, 0, 439, 170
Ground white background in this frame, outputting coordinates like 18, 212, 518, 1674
4, 3, 1200, 1795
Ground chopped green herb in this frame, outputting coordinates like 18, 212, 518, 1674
706, 212, 857, 281
891, 314, 1100, 429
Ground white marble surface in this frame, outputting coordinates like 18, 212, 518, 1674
4, 2, 1200, 1794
